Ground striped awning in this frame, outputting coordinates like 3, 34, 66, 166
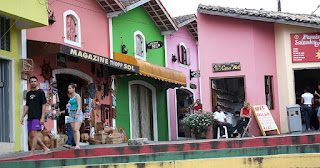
114, 52, 186, 86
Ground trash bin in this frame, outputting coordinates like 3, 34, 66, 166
287, 104, 302, 133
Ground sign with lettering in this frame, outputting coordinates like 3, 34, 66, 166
190, 69, 200, 80
60, 45, 139, 74
291, 33, 320, 63
146, 41, 163, 49
212, 62, 241, 72
252, 105, 280, 136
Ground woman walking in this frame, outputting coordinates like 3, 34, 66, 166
68, 83, 83, 149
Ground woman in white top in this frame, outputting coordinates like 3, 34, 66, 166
301, 87, 314, 131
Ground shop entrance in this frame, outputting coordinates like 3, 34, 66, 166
130, 84, 154, 140
211, 77, 245, 115
56, 74, 89, 134
0, 59, 10, 142
176, 89, 193, 138
294, 69, 320, 130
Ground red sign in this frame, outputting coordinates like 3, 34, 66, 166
291, 33, 320, 63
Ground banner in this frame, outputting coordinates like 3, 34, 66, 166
291, 33, 320, 63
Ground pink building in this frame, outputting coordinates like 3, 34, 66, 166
197, 5, 280, 136
166, 14, 200, 140
25, 0, 137, 140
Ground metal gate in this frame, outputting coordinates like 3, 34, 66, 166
0, 59, 10, 142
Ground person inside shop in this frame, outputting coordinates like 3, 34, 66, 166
301, 86, 314, 131
315, 83, 320, 130
214, 105, 234, 138
59, 97, 76, 148
233, 101, 252, 138
68, 83, 83, 149
191, 99, 202, 112
20, 76, 50, 155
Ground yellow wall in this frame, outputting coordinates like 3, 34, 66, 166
0, 0, 48, 28
57, 153, 320, 168
0, 21, 21, 151
274, 23, 320, 133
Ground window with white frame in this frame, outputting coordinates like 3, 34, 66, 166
134, 31, 146, 60
178, 43, 190, 66
0, 16, 10, 51
63, 10, 81, 47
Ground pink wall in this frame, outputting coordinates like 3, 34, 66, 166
198, 13, 280, 136
166, 27, 200, 140
27, 0, 110, 57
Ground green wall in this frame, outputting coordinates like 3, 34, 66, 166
112, 6, 165, 66
116, 75, 168, 141
113, 6, 168, 141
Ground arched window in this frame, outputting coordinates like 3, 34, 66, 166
63, 10, 81, 47
134, 31, 146, 60
178, 43, 190, 67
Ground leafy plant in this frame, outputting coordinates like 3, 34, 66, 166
182, 111, 215, 134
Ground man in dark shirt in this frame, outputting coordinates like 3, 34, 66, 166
20, 76, 50, 155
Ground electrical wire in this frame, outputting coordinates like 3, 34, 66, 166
55, 0, 106, 15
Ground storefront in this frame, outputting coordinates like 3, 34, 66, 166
198, 5, 281, 136
26, 40, 138, 141
275, 26, 320, 132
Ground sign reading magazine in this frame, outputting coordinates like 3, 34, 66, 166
252, 105, 280, 136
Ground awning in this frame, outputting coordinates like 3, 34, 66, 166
27, 40, 139, 75
114, 52, 186, 86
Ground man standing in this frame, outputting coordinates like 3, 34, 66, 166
20, 76, 50, 155
214, 105, 234, 138
301, 86, 314, 131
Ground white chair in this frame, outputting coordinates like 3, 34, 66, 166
217, 126, 228, 139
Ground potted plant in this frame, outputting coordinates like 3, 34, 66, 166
182, 111, 215, 139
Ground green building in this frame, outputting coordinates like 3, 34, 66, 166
97, 0, 186, 141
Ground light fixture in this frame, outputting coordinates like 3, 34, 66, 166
172, 54, 177, 62
49, 12, 56, 25
121, 44, 128, 54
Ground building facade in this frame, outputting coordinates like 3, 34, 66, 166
0, 0, 48, 152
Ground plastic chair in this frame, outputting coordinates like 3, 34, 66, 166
217, 126, 228, 139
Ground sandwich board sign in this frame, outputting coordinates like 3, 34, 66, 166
252, 105, 280, 136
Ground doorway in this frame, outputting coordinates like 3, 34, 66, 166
176, 89, 194, 138
211, 77, 245, 125
0, 59, 10, 142
294, 69, 320, 130
56, 74, 89, 134
130, 84, 154, 140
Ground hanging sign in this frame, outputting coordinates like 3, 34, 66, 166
190, 69, 200, 80
213, 62, 241, 72
291, 33, 320, 63
146, 41, 163, 49
252, 105, 280, 136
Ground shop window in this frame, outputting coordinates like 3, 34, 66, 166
134, 31, 146, 61
178, 43, 190, 67
0, 16, 10, 51
265, 76, 274, 110
63, 10, 81, 47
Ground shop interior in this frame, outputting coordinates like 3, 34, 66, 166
176, 89, 194, 138
56, 74, 91, 135
211, 77, 245, 125
294, 69, 320, 130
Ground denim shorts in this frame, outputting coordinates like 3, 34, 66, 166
317, 107, 320, 117
69, 110, 83, 123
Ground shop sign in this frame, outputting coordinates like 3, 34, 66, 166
190, 70, 200, 80
212, 62, 241, 72
252, 105, 280, 136
60, 45, 139, 73
146, 41, 163, 49
291, 33, 320, 63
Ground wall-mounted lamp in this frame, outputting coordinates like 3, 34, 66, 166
49, 12, 56, 25
121, 44, 128, 54
172, 54, 177, 62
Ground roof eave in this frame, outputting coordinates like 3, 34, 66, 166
198, 8, 320, 29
